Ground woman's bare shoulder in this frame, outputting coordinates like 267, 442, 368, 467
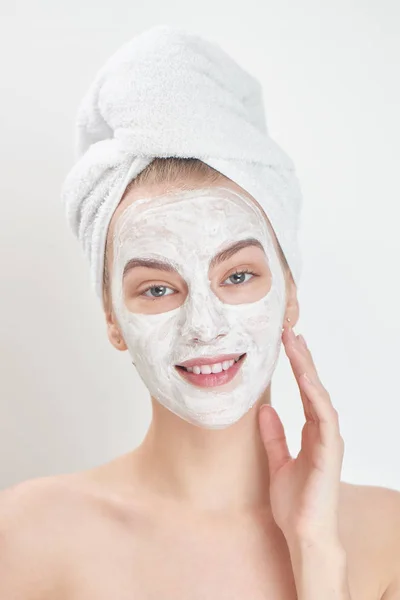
0, 455, 147, 542
0, 471, 97, 517
339, 480, 400, 598
0, 474, 83, 598
339, 479, 400, 530
0, 474, 75, 523
0, 468, 136, 597
0, 464, 132, 522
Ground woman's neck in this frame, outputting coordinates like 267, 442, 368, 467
131, 386, 273, 515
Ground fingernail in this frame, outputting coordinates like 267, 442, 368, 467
297, 334, 307, 349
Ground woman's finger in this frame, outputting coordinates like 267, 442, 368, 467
299, 373, 344, 453
259, 404, 292, 477
282, 328, 319, 422
282, 327, 320, 383
282, 327, 342, 444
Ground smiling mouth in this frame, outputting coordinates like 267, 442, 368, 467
176, 353, 245, 374
175, 353, 247, 388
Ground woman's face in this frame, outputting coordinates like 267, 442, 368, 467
107, 182, 289, 429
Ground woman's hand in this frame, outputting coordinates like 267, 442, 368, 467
259, 325, 345, 546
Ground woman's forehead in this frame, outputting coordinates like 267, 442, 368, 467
115, 186, 263, 237
107, 182, 277, 265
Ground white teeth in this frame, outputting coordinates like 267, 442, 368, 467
183, 359, 237, 374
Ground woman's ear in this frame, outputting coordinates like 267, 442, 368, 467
104, 304, 128, 352
284, 271, 300, 328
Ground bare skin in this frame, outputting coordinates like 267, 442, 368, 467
1, 176, 399, 599
1, 434, 399, 599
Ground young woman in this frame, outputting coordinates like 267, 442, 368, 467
1, 25, 400, 600
1, 156, 400, 600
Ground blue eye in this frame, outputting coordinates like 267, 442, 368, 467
223, 270, 255, 285
140, 269, 256, 298
142, 285, 175, 298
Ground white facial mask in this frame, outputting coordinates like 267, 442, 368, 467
110, 186, 286, 429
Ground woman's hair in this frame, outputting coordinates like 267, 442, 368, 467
102, 156, 289, 312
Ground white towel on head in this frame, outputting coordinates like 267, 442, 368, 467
60, 24, 303, 301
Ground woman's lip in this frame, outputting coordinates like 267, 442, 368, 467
176, 353, 243, 369
175, 354, 246, 388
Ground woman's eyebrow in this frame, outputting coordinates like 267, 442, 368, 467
123, 258, 177, 278
123, 238, 264, 278
209, 238, 265, 268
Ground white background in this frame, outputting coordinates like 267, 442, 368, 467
0, 0, 399, 490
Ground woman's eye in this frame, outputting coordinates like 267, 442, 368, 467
142, 285, 175, 298
223, 270, 255, 286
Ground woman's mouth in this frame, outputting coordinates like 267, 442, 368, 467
175, 353, 247, 388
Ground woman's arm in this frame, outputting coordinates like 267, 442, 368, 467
287, 537, 351, 600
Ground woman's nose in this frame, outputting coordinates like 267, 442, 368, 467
179, 298, 230, 345
192, 332, 227, 345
